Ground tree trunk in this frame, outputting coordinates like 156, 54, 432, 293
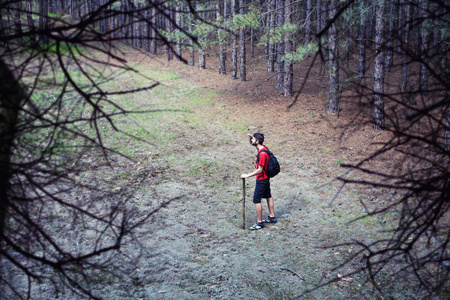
284, 0, 293, 97
99, 0, 106, 34
440, 28, 447, 77
0, 58, 25, 237
328, 0, 339, 114
250, 26, 254, 58
373, 1, 385, 131
413, 4, 420, 56
316, 0, 321, 35
305, 0, 312, 44
14, 1, 22, 45
166, 6, 173, 60
344, 3, 353, 67
231, 0, 237, 79
175, 5, 182, 61
385, 0, 395, 73
137, 2, 143, 49
217, 0, 227, 75
143, 4, 150, 52
401, 1, 410, 91
267, 0, 275, 72
446, 95, 450, 152
397, 0, 403, 57
127, 0, 133, 45
110, 1, 115, 39
367, 5, 374, 47
218, 1, 226, 74
150, 1, 157, 54
26, 0, 37, 47
419, 0, 429, 92
239, 0, 246, 81
276, 0, 285, 91
0, 5, 4, 46
39, 0, 49, 45
197, 3, 205, 68
358, 0, 366, 78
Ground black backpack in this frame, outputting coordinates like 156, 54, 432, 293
257, 148, 280, 178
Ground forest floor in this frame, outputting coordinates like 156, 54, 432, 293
23, 44, 439, 299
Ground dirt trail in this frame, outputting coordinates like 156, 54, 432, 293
85, 50, 414, 299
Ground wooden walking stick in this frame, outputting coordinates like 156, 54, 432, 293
242, 178, 246, 229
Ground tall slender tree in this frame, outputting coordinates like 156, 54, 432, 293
39, 0, 49, 45
284, 0, 293, 96
231, 0, 238, 79
358, 0, 366, 78
217, 0, 226, 74
267, 0, 276, 72
239, 0, 246, 81
419, 0, 429, 92
150, 0, 158, 54
401, 0, 410, 91
385, 0, 395, 72
373, 0, 385, 130
305, 0, 312, 44
275, 0, 285, 91
328, 0, 340, 114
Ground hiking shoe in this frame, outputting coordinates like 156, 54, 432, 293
263, 216, 278, 223
249, 222, 265, 230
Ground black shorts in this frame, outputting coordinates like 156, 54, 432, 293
253, 179, 271, 204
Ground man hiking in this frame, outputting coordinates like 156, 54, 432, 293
241, 133, 277, 230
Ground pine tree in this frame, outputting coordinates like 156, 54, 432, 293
373, 1, 385, 130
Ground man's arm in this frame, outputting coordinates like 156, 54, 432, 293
241, 165, 264, 179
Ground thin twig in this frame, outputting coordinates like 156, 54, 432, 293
280, 268, 305, 280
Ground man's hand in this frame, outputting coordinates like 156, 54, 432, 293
248, 134, 255, 145
240, 173, 248, 179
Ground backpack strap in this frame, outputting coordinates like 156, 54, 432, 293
256, 148, 269, 175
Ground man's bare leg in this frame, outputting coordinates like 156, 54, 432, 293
266, 197, 275, 218
255, 203, 263, 223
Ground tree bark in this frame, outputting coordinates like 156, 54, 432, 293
284, 0, 293, 97
367, 5, 374, 47
276, 0, 285, 91
250, 26, 254, 58
231, 0, 237, 79
267, 0, 275, 72
14, 1, 22, 45
328, 0, 339, 114
305, 0, 312, 44
26, 0, 37, 47
373, 1, 385, 131
39, 0, 49, 45
127, 0, 133, 45
175, 5, 182, 61
150, 0, 157, 54
419, 0, 429, 92
0, 58, 25, 237
385, 0, 395, 73
239, 0, 246, 81
446, 94, 450, 152
401, 1, 410, 91
143, 4, 150, 52
197, 3, 205, 68
217, 1, 226, 74
166, 6, 173, 60
110, 1, 115, 39
344, 3, 353, 67
99, 0, 107, 34
358, 0, 366, 78
316, 0, 321, 35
